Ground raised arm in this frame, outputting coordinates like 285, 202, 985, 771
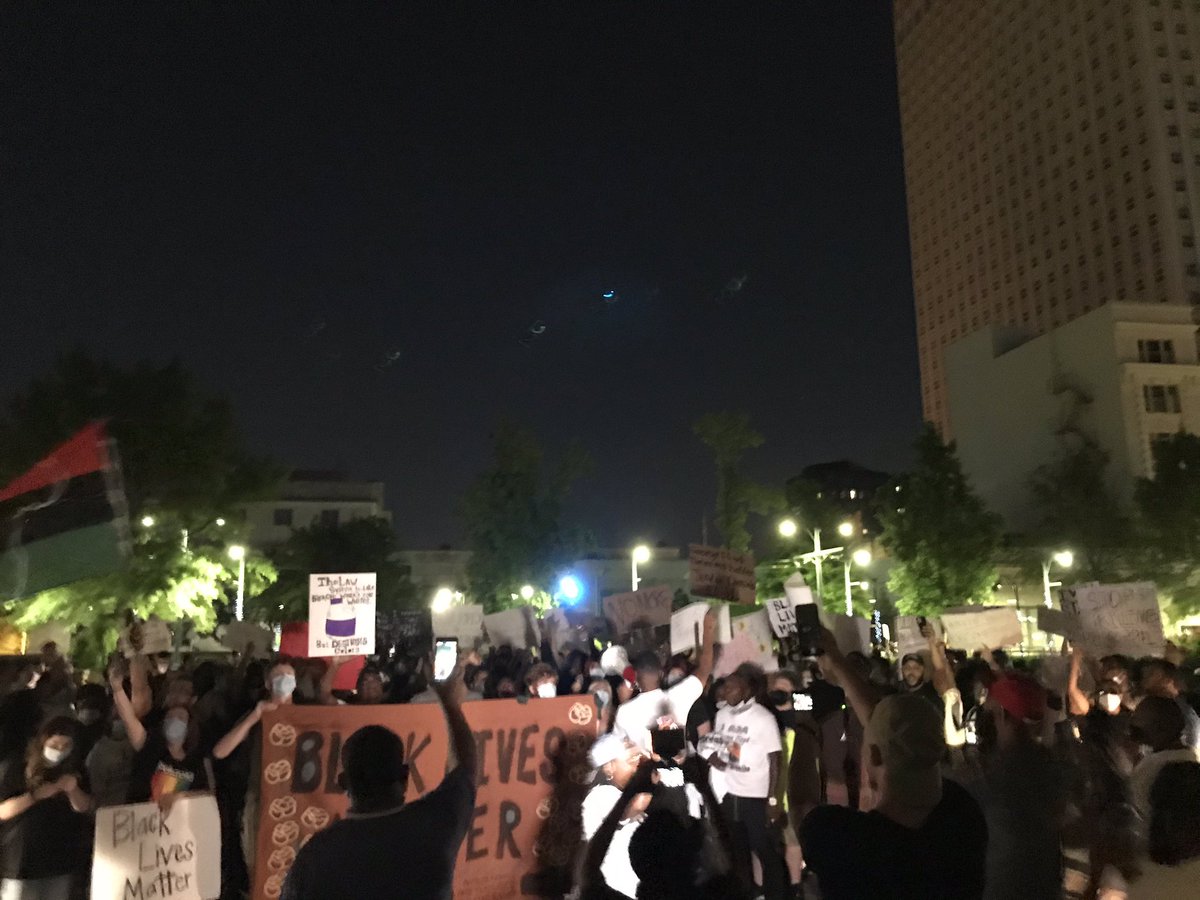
433, 664, 478, 785
925, 626, 956, 696
129, 654, 152, 720
109, 664, 148, 752
816, 627, 879, 730
691, 610, 719, 687
213, 700, 276, 760
1067, 644, 1091, 717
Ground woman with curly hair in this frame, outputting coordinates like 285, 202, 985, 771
0, 717, 93, 900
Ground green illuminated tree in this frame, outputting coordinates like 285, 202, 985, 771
693, 411, 782, 553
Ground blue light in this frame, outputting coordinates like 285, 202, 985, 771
558, 575, 583, 603
602, 291, 615, 299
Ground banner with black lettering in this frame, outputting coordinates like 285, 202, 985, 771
253, 698, 598, 899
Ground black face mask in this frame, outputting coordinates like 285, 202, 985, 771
777, 710, 799, 729
767, 690, 790, 708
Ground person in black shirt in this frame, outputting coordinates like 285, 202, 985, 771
898, 653, 941, 709
281, 661, 478, 900
0, 717, 93, 900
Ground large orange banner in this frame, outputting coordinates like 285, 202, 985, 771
253, 697, 597, 899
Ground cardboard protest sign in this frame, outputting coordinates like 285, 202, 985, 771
688, 544, 756, 604
253, 698, 597, 900
307, 573, 376, 657
280, 622, 364, 692
377, 609, 433, 654
820, 611, 871, 656
119, 616, 173, 658
220, 621, 275, 658
484, 605, 540, 649
941, 606, 1023, 650
715, 610, 778, 677
1061, 582, 1165, 658
894, 615, 942, 658
670, 601, 732, 653
764, 598, 796, 639
1036, 607, 1078, 639
602, 585, 674, 636
432, 604, 485, 646
93, 795, 220, 900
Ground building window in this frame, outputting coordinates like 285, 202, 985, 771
1138, 339, 1177, 363
1151, 432, 1175, 464
1144, 384, 1182, 412
320, 509, 340, 527
273, 508, 293, 527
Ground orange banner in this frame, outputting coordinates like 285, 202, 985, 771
253, 697, 598, 900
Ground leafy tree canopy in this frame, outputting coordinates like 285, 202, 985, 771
693, 411, 782, 554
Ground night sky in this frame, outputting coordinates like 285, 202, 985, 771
2, 2, 920, 549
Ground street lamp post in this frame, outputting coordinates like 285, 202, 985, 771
1042, 550, 1074, 608
778, 519, 854, 604
844, 548, 872, 617
631, 544, 651, 591
228, 545, 246, 621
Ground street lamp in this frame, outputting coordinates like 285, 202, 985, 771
844, 548, 872, 616
432, 587, 455, 613
215, 517, 226, 527
631, 544, 652, 591
1042, 549, 1074, 608
519, 584, 535, 601
778, 519, 845, 602
140, 515, 155, 528
777, 519, 799, 539
228, 545, 246, 621
838, 521, 855, 539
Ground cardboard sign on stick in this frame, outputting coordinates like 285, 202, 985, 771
307, 572, 376, 657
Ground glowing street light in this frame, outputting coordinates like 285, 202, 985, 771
432, 587, 455, 613
228, 545, 246, 621
215, 517, 226, 527
838, 521, 855, 539
852, 548, 873, 568
631, 544, 652, 590
520, 584, 535, 601
777, 518, 799, 539
843, 545, 872, 616
1043, 549, 1074, 608
778, 519, 845, 602
140, 515, 155, 528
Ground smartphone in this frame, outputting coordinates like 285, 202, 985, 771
794, 604, 821, 656
792, 692, 814, 712
650, 727, 685, 763
916, 615, 928, 631
433, 638, 458, 682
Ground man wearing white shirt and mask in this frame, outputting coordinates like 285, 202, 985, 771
706, 663, 786, 900
614, 611, 717, 754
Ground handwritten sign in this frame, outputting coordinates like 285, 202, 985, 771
765, 598, 797, 638
252, 699, 595, 900
432, 604, 485, 646
484, 605, 540, 649
307, 573, 376, 657
670, 601, 732, 653
602, 585, 673, 636
377, 609, 433, 654
941, 606, 1023, 650
92, 796, 220, 900
1061, 582, 1165, 658
688, 544, 756, 604
119, 616, 173, 658
714, 610, 778, 677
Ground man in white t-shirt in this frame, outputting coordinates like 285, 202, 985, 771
614, 610, 717, 754
580, 734, 651, 900
706, 663, 786, 900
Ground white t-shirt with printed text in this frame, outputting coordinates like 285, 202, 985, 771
709, 699, 782, 798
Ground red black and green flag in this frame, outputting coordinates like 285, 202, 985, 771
0, 422, 130, 599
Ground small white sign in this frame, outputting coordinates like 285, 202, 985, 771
91, 796, 220, 900
670, 601, 732, 653
483, 605, 540, 649
432, 603, 485, 646
118, 616, 173, 658
765, 598, 797, 638
941, 606, 1023, 650
307, 572, 376, 657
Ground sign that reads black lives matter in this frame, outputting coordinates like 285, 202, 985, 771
92, 796, 220, 900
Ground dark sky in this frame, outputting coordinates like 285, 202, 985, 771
1, 2, 920, 549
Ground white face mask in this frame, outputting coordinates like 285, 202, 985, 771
536, 682, 557, 699
42, 745, 69, 766
716, 699, 728, 710
1099, 692, 1122, 714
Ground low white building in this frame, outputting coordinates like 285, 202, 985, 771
240, 470, 390, 546
946, 302, 1200, 528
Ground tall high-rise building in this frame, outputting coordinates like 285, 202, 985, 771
894, 0, 1200, 434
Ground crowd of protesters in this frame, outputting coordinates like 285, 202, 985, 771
2, 611, 1200, 900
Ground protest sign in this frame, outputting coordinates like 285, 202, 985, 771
280, 622, 364, 692
433, 604, 485, 646
1061, 582, 1165, 658
602, 585, 673, 636
93, 795, 220, 900
307, 573, 376, 657
253, 698, 596, 900
484, 606, 540, 649
688, 544, 756, 604
764, 598, 796, 638
894, 615, 942, 657
119, 616, 173, 658
377, 609, 433, 654
941, 606, 1023, 650
1036, 606, 1078, 639
670, 601, 732, 653
783, 573, 814, 608
220, 621, 274, 658
820, 611, 871, 656
714, 610, 778, 677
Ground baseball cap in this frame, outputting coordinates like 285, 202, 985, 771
988, 673, 1046, 724
589, 733, 630, 768
900, 653, 925, 667
865, 694, 945, 806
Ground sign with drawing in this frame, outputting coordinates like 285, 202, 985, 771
307, 573, 376, 657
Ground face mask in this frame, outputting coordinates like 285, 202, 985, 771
664, 671, 684, 687
42, 745, 69, 765
1099, 692, 1122, 714
716, 699, 728, 710
77, 709, 102, 726
536, 682, 557, 699
163, 718, 188, 745
271, 674, 297, 699
777, 710, 799, 729
593, 690, 612, 709
589, 668, 604, 679
767, 690, 791, 708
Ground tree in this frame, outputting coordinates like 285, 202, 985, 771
461, 422, 593, 612
250, 517, 415, 624
693, 412, 782, 553
0, 351, 281, 664
1029, 440, 1129, 582
878, 425, 1002, 615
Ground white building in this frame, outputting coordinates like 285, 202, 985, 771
241, 470, 390, 546
946, 302, 1200, 528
